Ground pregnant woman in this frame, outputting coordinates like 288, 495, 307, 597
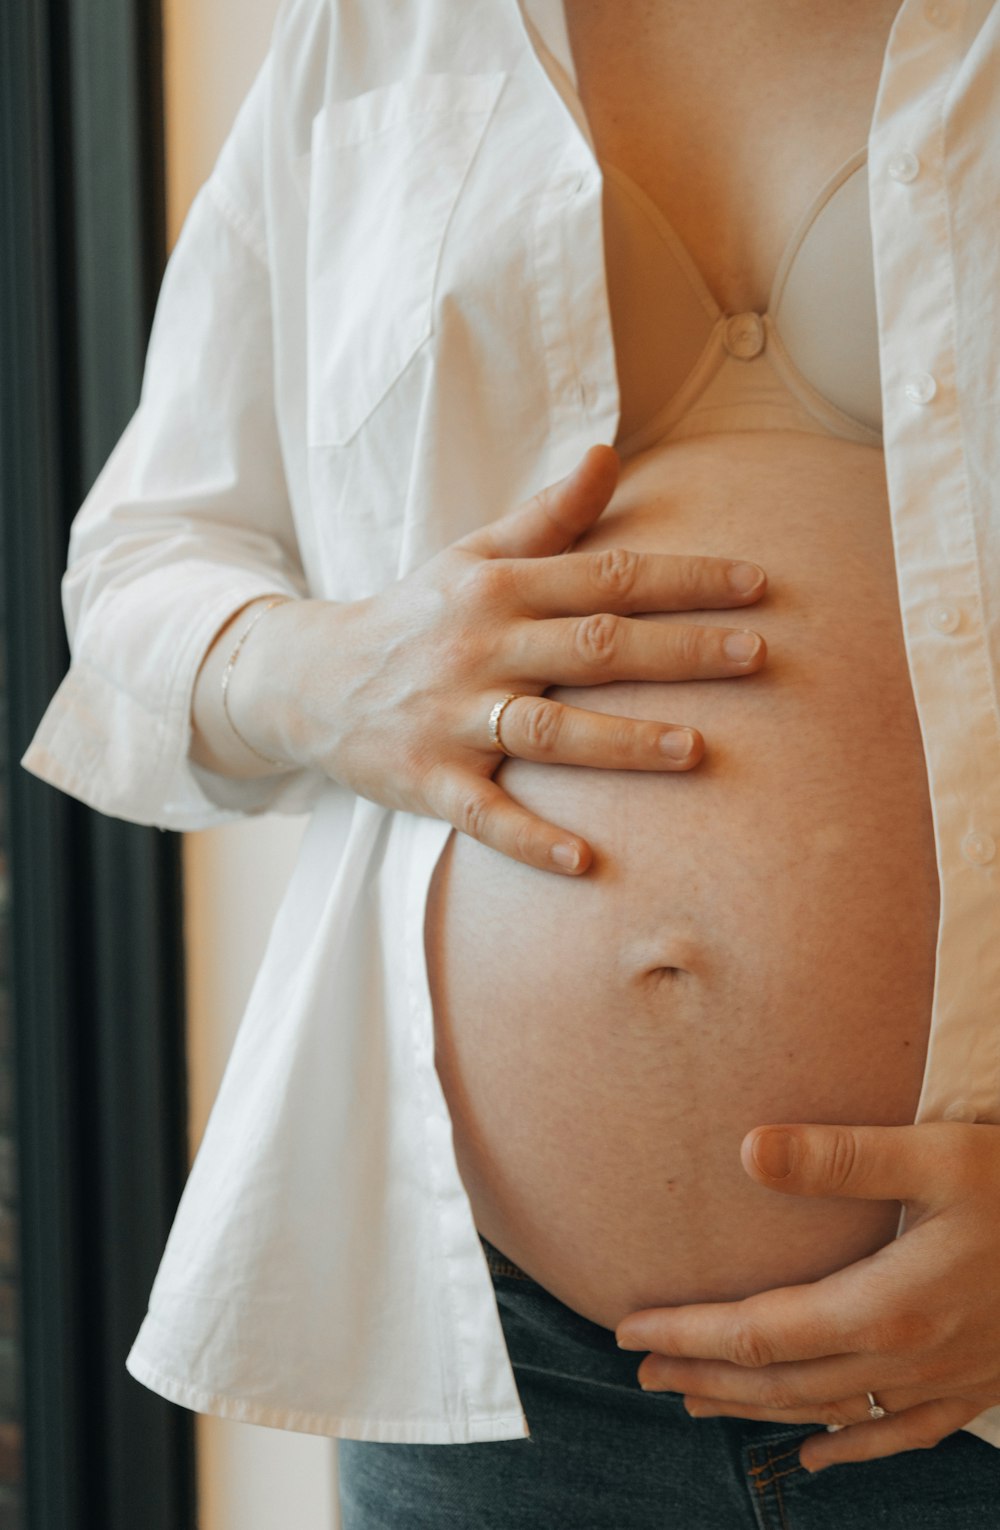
429, 0, 941, 1325
21, 0, 1000, 1524
348, 1, 999, 1522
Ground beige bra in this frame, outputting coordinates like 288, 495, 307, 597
601, 146, 883, 458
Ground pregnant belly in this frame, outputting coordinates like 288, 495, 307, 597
424, 431, 940, 1332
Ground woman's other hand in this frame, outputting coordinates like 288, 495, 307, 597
616, 1120, 1000, 1469
233, 444, 768, 874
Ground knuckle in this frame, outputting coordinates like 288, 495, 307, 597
521, 698, 563, 754
725, 1318, 774, 1371
529, 480, 559, 519
458, 788, 493, 844
590, 545, 640, 600
911, 1426, 946, 1451
528, 482, 576, 548
824, 1402, 860, 1429
672, 557, 705, 603
756, 1375, 799, 1412
673, 623, 707, 670
397, 741, 433, 796
926, 1304, 963, 1355
857, 1301, 931, 1358
575, 611, 623, 668
423, 762, 457, 820
460, 556, 507, 607
879, 1307, 940, 1355
511, 814, 542, 864
609, 717, 640, 760
826, 1129, 861, 1192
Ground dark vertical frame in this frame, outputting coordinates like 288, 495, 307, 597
1, 1, 197, 1527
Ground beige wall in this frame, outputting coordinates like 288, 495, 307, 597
163, 1, 340, 1525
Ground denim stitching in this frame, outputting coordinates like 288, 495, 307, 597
748, 1445, 802, 1530
747, 1444, 802, 1474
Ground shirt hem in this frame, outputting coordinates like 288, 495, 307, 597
959, 1409, 1000, 1451
124, 1347, 531, 1444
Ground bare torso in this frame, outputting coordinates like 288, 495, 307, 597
424, 0, 938, 1331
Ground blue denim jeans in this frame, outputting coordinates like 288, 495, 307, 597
337, 1233, 1000, 1528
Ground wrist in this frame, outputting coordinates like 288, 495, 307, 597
221, 596, 299, 768
190, 593, 307, 780
225, 595, 333, 768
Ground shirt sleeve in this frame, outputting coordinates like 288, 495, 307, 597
19, 47, 331, 831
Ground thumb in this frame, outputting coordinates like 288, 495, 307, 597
464, 443, 620, 561
739, 1121, 972, 1208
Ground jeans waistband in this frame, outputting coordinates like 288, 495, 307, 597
478, 1231, 532, 1281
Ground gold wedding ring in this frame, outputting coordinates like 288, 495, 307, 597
488, 693, 520, 756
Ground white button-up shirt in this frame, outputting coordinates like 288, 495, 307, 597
20, 0, 1000, 1448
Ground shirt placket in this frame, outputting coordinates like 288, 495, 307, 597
515, 1, 621, 472
872, 0, 1000, 1151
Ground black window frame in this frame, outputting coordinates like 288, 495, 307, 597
2, 1, 198, 1525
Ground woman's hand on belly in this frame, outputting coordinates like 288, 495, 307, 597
331, 440, 768, 879
615, 1119, 1000, 1470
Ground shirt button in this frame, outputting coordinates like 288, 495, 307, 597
888, 151, 921, 183
905, 371, 938, 404
962, 831, 996, 866
943, 1098, 980, 1122
724, 312, 766, 360
928, 603, 960, 634
924, 0, 959, 25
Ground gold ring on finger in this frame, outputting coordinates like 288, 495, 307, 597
488, 693, 520, 756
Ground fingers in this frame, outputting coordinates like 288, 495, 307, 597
462, 444, 621, 561
423, 697, 704, 881
679, 1393, 984, 1474
427, 766, 592, 876
507, 610, 767, 685
682, 1394, 983, 1470
797, 1397, 984, 1471
616, 1280, 849, 1363
503, 546, 767, 617
682, 1391, 906, 1429
479, 694, 704, 770
740, 1121, 992, 1207
636, 1351, 911, 1411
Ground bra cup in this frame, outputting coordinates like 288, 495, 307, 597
768, 165, 883, 434
601, 167, 716, 445
600, 153, 882, 449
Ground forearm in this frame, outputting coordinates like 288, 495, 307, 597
188, 593, 305, 780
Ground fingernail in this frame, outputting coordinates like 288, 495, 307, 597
723, 630, 761, 662
660, 728, 695, 758
551, 843, 580, 871
751, 1130, 794, 1178
727, 561, 765, 595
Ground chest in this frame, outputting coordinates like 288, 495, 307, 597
562, 0, 902, 312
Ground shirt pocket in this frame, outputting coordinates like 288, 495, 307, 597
305, 71, 506, 449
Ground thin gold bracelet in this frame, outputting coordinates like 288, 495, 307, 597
219, 595, 296, 769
